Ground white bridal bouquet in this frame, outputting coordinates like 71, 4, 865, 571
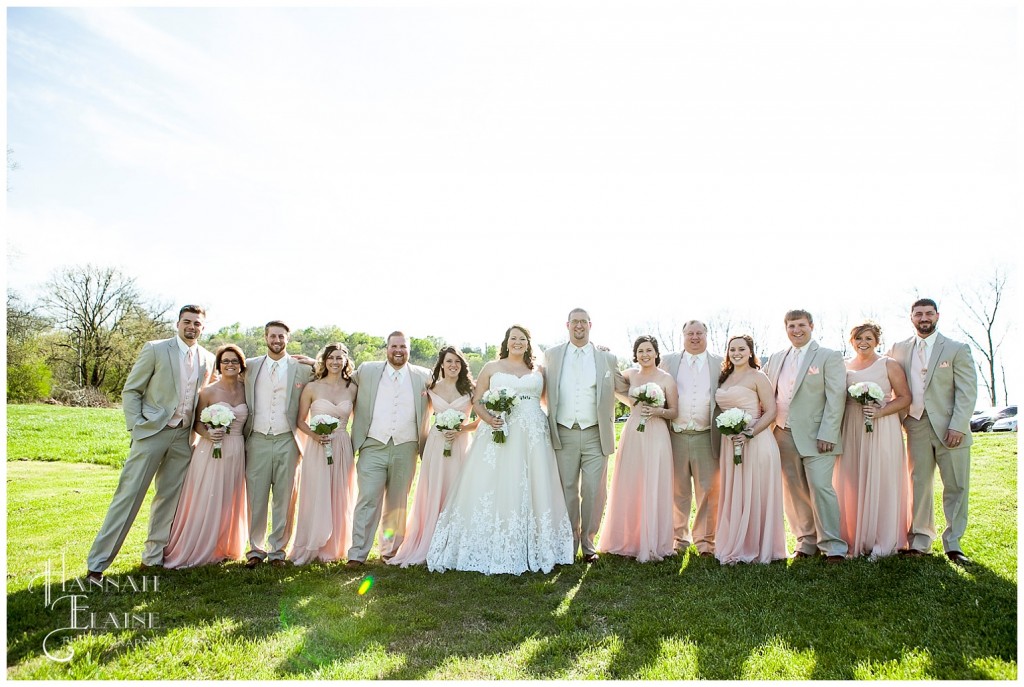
629, 383, 666, 432
716, 407, 754, 464
309, 415, 341, 464
434, 408, 466, 457
848, 381, 885, 432
481, 387, 520, 444
200, 404, 236, 459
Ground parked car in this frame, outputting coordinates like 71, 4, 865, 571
992, 417, 1017, 432
971, 405, 1017, 432
615, 415, 631, 423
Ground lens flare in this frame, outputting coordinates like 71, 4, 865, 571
383, 528, 395, 540
358, 576, 374, 595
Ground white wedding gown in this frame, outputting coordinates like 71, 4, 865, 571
426, 370, 575, 575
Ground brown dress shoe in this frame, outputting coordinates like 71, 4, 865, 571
270, 559, 287, 568
698, 551, 715, 559
790, 551, 814, 559
899, 549, 925, 558
345, 560, 364, 569
244, 557, 261, 569
86, 571, 103, 583
583, 553, 599, 564
825, 555, 845, 565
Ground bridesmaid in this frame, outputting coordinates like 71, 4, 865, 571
597, 336, 678, 562
714, 334, 787, 565
389, 347, 478, 567
164, 344, 249, 568
835, 320, 912, 559
289, 343, 358, 565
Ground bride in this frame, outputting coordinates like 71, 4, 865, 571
427, 324, 575, 575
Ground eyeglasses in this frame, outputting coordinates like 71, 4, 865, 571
220, 360, 241, 367
569, 319, 590, 326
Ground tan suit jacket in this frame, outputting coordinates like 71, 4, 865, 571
889, 332, 977, 447
660, 351, 724, 459
544, 343, 627, 457
350, 361, 432, 454
122, 337, 214, 442
764, 341, 846, 457
242, 354, 313, 451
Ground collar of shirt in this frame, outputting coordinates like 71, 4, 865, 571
570, 342, 594, 356
176, 336, 198, 357
268, 354, 289, 373
916, 334, 936, 353
791, 342, 811, 356
684, 351, 706, 368
387, 363, 406, 381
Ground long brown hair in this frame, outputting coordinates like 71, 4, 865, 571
314, 342, 354, 386
719, 334, 760, 384
430, 346, 475, 397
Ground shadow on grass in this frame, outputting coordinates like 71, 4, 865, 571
6, 549, 1017, 679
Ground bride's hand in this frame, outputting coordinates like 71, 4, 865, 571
485, 413, 504, 430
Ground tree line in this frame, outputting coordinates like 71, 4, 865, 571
6, 263, 1014, 409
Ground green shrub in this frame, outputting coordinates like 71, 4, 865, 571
6, 361, 52, 402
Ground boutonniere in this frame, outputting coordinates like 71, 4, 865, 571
604, 370, 611, 379
421, 390, 429, 398
294, 382, 304, 388
807, 366, 820, 375
939, 361, 950, 368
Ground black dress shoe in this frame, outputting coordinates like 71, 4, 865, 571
899, 549, 925, 558
946, 551, 971, 566
86, 570, 103, 583
583, 553, 599, 564
825, 555, 845, 565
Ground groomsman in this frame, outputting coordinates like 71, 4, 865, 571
87, 305, 214, 581
243, 320, 313, 568
889, 298, 977, 565
544, 308, 627, 563
764, 309, 848, 563
659, 320, 723, 557
346, 332, 432, 567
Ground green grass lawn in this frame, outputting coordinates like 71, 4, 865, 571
5, 404, 1018, 679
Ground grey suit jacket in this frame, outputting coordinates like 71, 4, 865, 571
122, 337, 215, 441
349, 361, 432, 454
889, 332, 977, 447
242, 354, 314, 450
660, 351, 724, 459
764, 341, 846, 457
544, 343, 628, 457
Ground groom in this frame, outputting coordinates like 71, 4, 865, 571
243, 320, 313, 568
544, 308, 627, 563
87, 305, 214, 581
346, 331, 432, 567
764, 309, 848, 563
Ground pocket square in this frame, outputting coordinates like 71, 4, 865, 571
939, 361, 950, 368
604, 370, 611, 379
807, 366, 820, 375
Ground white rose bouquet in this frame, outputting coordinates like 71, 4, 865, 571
309, 414, 340, 464
629, 383, 666, 432
434, 408, 466, 457
482, 387, 520, 444
716, 407, 754, 464
199, 404, 236, 459
848, 381, 885, 432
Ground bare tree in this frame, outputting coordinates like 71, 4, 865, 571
40, 265, 172, 393
958, 267, 1011, 406
7, 146, 18, 192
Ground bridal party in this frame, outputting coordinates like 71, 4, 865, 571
85, 300, 978, 582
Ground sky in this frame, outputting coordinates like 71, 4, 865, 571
4, 2, 1021, 405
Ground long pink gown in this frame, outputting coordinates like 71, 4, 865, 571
389, 392, 473, 567
289, 399, 356, 565
597, 387, 674, 562
164, 403, 249, 568
835, 358, 911, 559
714, 386, 787, 564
